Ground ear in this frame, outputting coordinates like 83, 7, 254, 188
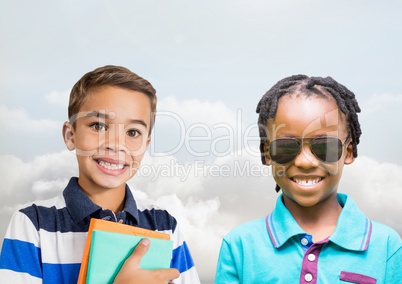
62, 122, 76, 151
262, 141, 272, 166
147, 135, 151, 146
145, 135, 151, 149
343, 140, 355, 165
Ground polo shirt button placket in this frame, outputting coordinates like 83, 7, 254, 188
300, 241, 326, 284
307, 253, 316, 262
304, 273, 313, 282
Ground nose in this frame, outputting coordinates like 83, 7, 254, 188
293, 143, 319, 168
103, 124, 128, 154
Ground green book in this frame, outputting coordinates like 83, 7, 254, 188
86, 230, 173, 284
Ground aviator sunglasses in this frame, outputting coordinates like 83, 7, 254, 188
268, 135, 351, 165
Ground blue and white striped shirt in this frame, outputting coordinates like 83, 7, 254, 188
0, 177, 200, 283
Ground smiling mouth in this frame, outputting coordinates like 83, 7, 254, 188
97, 160, 127, 171
291, 177, 323, 187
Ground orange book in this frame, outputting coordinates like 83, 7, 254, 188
77, 218, 171, 284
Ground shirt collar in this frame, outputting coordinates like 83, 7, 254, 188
329, 193, 372, 251
266, 193, 372, 251
122, 184, 140, 221
63, 177, 140, 223
266, 194, 305, 248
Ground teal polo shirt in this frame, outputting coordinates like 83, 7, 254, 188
215, 194, 402, 283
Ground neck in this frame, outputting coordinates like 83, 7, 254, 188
284, 193, 342, 242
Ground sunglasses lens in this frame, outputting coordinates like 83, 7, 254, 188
269, 139, 300, 164
310, 137, 342, 163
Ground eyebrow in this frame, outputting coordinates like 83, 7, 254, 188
85, 111, 108, 119
85, 111, 148, 128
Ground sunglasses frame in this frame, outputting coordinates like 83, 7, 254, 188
267, 134, 351, 165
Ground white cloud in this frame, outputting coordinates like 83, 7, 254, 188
341, 156, 402, 233
0, 105, 60, 132
152, 97, 258, 162
32, 179, 70, 200
0, 151, 77, 205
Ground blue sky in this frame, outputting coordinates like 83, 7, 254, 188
1, 1, 402, 282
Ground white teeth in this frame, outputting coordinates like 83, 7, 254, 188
293, 178, 321, 186
98, 160, 125, 170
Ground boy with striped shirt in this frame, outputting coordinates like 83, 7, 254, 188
0, 65, 200, 284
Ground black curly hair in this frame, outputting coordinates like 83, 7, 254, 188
256, 75, 362, 192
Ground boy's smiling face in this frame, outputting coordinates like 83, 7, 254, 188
63, 86, 151, 193
265, 95, 355, 209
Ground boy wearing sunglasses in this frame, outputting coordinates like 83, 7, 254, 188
215, 75, 402, 283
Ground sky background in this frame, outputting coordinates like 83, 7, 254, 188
1, 1, 402, 282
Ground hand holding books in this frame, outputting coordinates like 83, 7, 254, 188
114, 238, 180, 284
78, 218, 179, 284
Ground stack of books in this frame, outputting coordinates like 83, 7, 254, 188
78, 218, 173, 284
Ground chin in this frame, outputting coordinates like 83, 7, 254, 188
94, 176, 129, 190
283, 192, 321, 207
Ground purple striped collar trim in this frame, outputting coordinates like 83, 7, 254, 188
266, 214, 279, 248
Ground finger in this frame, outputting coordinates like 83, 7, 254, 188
124, 238, 151, 267
166, 268, 180, 280
152, 268, 180, 282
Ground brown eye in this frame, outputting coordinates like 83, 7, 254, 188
126, 129, 141, 137
90, 122, 107, 131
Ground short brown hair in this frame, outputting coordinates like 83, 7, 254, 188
68, 65, 157, 134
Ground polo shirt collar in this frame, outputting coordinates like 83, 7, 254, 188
122, 184, 140, 221
266, 194, 305, 248
329, 194, 372, 251
63, 177, 140, 223
266, 193, 372, 251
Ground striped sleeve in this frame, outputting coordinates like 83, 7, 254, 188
169, 223, 200, 284
0, 210, 43, 283
0, 197, 86, 283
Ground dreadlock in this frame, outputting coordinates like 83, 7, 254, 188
256, 75, 362, 192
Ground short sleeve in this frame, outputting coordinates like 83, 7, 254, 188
169, 222, 200, 284
215, 238, 240, 284
384, 242, 402, 282
0, 210, 43, 283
